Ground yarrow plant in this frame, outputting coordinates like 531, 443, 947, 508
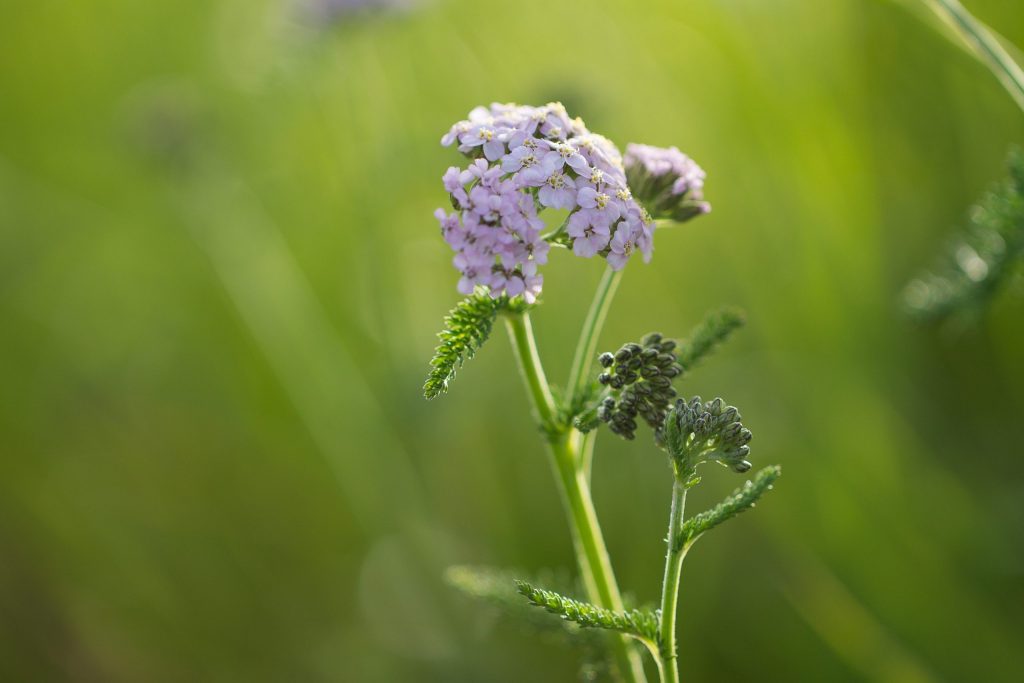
427, 102, 780, 682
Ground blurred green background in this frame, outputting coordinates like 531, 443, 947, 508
2, 0, 1023, 680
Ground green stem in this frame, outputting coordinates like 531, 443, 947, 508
504, 313, 648, 683
580, 427, 598, 485
503, 311, 557, 427
657, 479, 689, 683
926, 0, 1024, 113
566, 267, 623, 406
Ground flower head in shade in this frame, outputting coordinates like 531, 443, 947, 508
297, 0, 417, 26
595, 333, 683, 440
434, 103, 709, 300
660, 396, 754, 480
624, 143, 711, 222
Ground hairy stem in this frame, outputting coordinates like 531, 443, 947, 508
657, 479, 689, 683
567, 267, 623, 406
504, 312, 648, 683
925, 0, 1024, 113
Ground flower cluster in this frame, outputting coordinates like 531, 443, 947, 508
624, 143, 711, 223
661, 396, 753, 477
596, 333, 683, 440
435, 102, 664, 301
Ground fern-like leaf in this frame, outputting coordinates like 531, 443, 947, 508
446, 565, 570, 616
424, 290, 504, 399
904, 147, 1024, 322
445, 566, 599, 636
515, 580, 660, 644
677, 307, 745, 371
677, 465, 781, 550
446, 566, 614, 679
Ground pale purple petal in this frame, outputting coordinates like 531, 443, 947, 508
483, 139, 505, 161
577, 187, 598, 208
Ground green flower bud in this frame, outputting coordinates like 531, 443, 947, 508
656, 354, 677, 369
642, 332, 663, 346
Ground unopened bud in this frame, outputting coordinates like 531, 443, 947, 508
705, 397, 725, 416
721, 422, 742, 440
642, 332, 663, 346
650, 376, 672, 390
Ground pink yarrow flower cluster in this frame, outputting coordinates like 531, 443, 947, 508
623, 143, 711, 222
435, 102, 658, 302
623, 144, 705, 197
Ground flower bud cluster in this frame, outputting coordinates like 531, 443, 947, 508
596, 333, 683, 440
624, 143, 711, 223
436, 103, 678, 301
661, 396, 752, 477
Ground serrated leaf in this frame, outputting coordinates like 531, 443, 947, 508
677, 307, 745, 371
424, 290, 504, 399
904, 147, 1024, 321
677, 465, 781, 550
445, 566, 614, 679
515, 580, 660, 644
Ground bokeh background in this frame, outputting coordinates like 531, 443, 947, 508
2, 0, 1023, 680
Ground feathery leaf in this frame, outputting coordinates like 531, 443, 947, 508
677, 465, 781, 550
445, 566, 592, 635
424, 290, 504, 399
515, 580, 660, 644
447, 567, 615, 680
904, 147, 1024, 322
676, 308, 745, 371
